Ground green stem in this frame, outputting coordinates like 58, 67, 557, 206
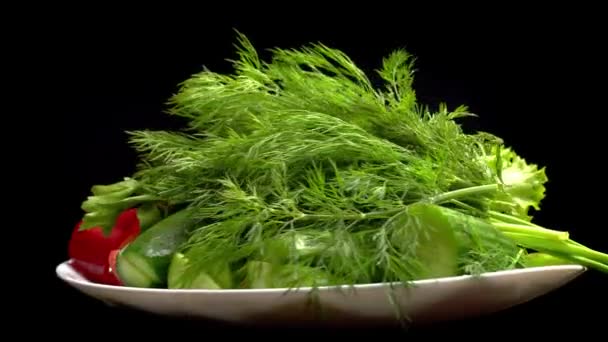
568, 240, 587, 248
448, 199, 484, 214
298, 207, 405, 221
430, 184, 500, 204
488, 210, 544, 228
121, 194, 159, 204
493, 223, 569, 241
502, 232, 608, 266
568, 255, 608, 273
523, 251, 608, 273
487, 211, 602, 263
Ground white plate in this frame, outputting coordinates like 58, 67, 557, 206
56, 260, 585, 326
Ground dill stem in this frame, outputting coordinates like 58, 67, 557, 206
298, 207, 405, 222
429, 184, 500, 204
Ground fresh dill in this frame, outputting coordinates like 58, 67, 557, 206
79, 31, 608, 296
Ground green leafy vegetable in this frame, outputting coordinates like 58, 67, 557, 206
483, 146, 548, 221
80, 177, 159, 234
77, 31, 608, 291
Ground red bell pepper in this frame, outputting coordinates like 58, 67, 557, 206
68, 208, 142, 285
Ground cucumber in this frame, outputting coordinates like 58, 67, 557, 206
246, 261, 275, 288
244, 260, 334, 288
135, 203, 162, 232
167, 252, 233, 289
392, 203, 461, 280
407, 203, 524, 276
116, 209, 198, 288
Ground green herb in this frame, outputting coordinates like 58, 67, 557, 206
79, 32, 608, 290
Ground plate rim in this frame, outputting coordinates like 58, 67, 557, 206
56, 260, 587, 295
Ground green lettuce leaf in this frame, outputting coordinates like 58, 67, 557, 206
486, 146, 548, 221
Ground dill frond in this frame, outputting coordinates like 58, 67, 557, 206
123, 33, 530, 288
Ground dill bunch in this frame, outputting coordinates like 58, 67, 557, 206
79, 32, 608, 291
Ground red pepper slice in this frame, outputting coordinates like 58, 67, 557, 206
107, 249, 122, 285
68, 208, 141, 285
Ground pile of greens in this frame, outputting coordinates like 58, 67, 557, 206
78, 33, 608, 290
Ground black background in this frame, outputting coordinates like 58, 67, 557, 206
40, 8, 608, 338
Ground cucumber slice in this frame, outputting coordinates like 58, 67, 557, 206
167, 252, 232, 289
392, 203, 461, 280
244, 261, 334, 289
116, 209, 197, 288
115, 250, 162, 287
246, 261, 275, 288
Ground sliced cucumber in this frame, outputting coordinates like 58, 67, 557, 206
393, 203, 461, 280
246, 261, 275, 288
167, 252, 233, 289
406, 203, 524, 277
116, 209, 198, 288
135, 203, 162, 232
244, 260, 334, 288
115, 251, 162, 288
